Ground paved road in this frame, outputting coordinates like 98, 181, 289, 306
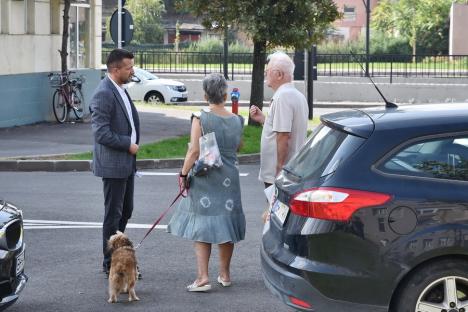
0, 110, 191, 159
2, 165, 294, 312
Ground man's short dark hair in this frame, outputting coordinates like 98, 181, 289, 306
106, 49, 134, 69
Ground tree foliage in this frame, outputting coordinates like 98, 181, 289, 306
178, 0, 340, 122
127, 0, 165, 44
371, 0, 465, 55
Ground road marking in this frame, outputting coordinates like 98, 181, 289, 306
137, 172, 249, 177
24, 219, 167, 230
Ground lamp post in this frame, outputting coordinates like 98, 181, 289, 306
363, 0, 370, 77
223, 26, 229, 80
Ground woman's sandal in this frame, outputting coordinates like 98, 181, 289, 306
186, 281, 212, 292
217, 276, 232, 287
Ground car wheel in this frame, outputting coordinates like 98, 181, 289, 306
145, 91, 164, 104
392, 259, 468, 312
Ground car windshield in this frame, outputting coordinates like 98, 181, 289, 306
134, 68, 158, 81
284, 124, 365, 180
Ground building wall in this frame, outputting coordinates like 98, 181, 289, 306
0, 69, 100, 128
333, 0, 378, 41
450, 3, 468, 55
0, 0, 102, 127
0, 0, 102, 76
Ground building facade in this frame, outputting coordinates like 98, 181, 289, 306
333, 0, 379, 41
0, 0, 102, 127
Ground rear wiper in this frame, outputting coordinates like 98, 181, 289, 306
350, 51, 398, 109
282, 166, 302, 179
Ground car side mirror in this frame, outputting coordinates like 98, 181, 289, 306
131, 75, 141, 83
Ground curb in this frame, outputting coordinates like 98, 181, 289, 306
0, 154, 260, 172
181, 101, 378, 108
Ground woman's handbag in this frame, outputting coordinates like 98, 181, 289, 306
192, 114, 223, 176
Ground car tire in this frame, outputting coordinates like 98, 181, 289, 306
145, 91, 164, 104
392, 258, 468, 312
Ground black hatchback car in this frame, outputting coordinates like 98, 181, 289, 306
261, 103, 468, 312
0, 200, 27, 310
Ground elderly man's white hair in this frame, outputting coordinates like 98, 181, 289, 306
267, 51, 295, 79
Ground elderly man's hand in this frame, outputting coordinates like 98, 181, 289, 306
249, 105, 265, 125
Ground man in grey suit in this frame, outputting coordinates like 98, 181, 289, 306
90, 49, 140, 276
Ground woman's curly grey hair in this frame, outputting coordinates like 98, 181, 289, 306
203, 73, 228, 105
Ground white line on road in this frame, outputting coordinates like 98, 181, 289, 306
137, 172, 249, 177
24, 219, 167, 230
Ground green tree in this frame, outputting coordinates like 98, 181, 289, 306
371, 0, 463, 56
178, 0, 339, 124
127, 0, 165, 44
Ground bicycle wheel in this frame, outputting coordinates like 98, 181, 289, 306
52, 89, 67, 123
71, 88, 85, 119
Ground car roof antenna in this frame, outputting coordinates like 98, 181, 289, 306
350, 51, 398, 109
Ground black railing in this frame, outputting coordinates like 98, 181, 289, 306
318, 54, 468, 80
102, 49, 468, 80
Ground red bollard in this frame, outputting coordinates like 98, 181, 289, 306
230, 88, 240, 115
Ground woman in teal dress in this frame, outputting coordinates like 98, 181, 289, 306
167, 73, 246, 292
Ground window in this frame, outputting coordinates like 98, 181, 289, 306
379, 136, 468, 181
285, 124, 365, 180
343, 5, 356, 21
69, 4, 90, 68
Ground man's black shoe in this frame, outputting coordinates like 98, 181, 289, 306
137, 266, 142, 280
103, 265, 110, 277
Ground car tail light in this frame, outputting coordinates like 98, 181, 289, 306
289, 187, 391, 221
289, 296, 312, 309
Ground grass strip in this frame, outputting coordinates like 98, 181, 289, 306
66, 125, 263, 160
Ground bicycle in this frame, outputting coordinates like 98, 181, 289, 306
48, 71, 85, 123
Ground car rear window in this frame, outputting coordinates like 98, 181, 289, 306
378, 135, 468, 181
284, 124, 365, 179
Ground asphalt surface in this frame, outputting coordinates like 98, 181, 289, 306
2, 165, 293, 312
0, 109, 192, 159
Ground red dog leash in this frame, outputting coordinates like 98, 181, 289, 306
135, 175, 189, 249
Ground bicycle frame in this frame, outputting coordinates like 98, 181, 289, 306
49, 71, 84, 123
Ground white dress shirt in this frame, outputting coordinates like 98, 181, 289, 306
109, 76, 137, 145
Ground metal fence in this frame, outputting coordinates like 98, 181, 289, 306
102, 49, 468, 80
318, 54, 468, 81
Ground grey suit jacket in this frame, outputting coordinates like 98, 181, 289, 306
90, 76, 140, 178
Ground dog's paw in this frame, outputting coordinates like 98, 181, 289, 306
129, 296, 140, 302
108, 298, 116, 304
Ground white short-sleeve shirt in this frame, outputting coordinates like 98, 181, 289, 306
259, 82, 309, 184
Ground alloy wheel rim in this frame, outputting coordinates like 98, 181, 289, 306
148, 95, 161, 103
416, 276, 468, 312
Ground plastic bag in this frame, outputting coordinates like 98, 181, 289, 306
193, 121, 223, 176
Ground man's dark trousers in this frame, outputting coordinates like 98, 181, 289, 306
102, 174, 134, 269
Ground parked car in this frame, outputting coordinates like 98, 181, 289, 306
261, 103, 468, 312
0, 199, 27, 310
125, 67, 188, 103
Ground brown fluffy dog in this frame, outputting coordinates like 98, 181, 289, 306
107, 231, 140, 303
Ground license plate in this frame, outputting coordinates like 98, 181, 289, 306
16, 250, 25, 275
181, 93, 188, 98
271, 200, 289, 225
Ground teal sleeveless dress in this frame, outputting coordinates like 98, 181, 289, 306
167, 110, 246, 244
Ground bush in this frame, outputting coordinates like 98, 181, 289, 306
183, 38, 252, 54
370, 31, 411, 55
317, 38, 365, 54
317, 31, 412, 55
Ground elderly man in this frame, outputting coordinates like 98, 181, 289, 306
249, 51, 309, 221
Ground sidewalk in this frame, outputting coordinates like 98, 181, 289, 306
0, 102, 378, 171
